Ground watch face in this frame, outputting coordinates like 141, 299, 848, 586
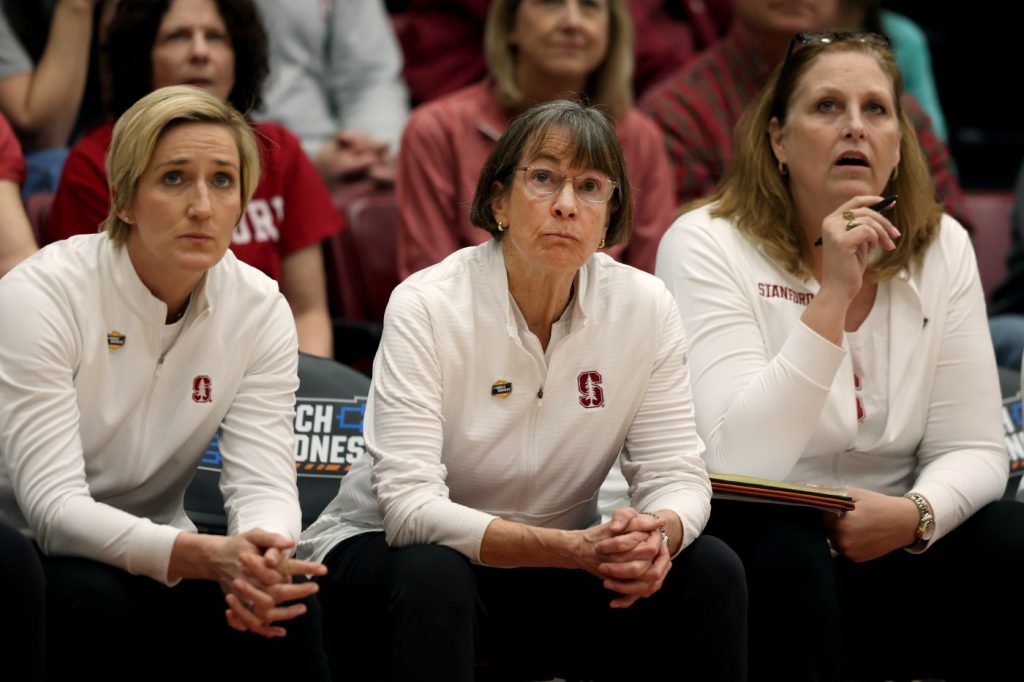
920, 516, 935, 541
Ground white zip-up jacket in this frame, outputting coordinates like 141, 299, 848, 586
299, 240, 711, 564
0, 234, 301, 584
657, 204, 1007, 545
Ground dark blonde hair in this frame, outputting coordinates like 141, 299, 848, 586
484, 0, 634, 119
470, 99, 633, 247
102, 85, 260, 245
707, 34, 943, 281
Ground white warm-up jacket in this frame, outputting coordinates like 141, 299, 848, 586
0, 234, 301, 584
299, 240, 711, 564
657, 204, 1007, 545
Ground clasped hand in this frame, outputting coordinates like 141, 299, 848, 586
213, 529, 327, 638
576, 507, 671, 609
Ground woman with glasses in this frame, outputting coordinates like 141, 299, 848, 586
299, 99, 746, 682
396, 0, 675, 280
657, 31, 1024, 681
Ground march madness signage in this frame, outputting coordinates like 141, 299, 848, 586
188, 394, 368, 530
200, 396, 367, 476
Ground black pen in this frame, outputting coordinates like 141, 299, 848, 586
814, 194, 898, 246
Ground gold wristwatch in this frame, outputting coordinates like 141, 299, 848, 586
904, 491, 934, 552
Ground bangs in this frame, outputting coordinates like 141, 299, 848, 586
518, 119, 621, 183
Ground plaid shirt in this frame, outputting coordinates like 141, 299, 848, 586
641, 31, 968, 226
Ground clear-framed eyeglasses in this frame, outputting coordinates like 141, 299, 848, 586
516, 166, 617, 204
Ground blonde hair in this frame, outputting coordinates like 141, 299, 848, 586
484, 0, 634, 119
707, 37, 942, 281
102, 85, 260, 245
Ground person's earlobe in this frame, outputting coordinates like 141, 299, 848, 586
768, 117, 787, 167
491, 182, 508, 228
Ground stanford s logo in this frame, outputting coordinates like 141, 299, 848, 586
577, 371, 604, 408
192, 375, 212, 403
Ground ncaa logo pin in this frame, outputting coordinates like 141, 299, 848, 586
107, 331, 126, 350
491, 379, 512, 398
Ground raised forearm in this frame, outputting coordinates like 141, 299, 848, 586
14, 0, 96, 148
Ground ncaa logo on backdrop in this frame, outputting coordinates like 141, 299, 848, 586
577, 371, 604, 408
199, 395, 367, 477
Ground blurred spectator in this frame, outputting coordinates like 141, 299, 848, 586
393, 0, 731, 106
393, 0, 489, 106
0, 0, 106, 195
835, 0, 948, 142
397, 0, 676, 279
642, 0, 966, 221
47, 0, 342, 358
253, 0, 408, 194
0, 112, 36, 277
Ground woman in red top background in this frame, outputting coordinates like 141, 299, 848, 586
48, 0, 341, 357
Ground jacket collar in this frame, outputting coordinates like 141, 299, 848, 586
481, 239, 592, 338
105, 236, 213, 324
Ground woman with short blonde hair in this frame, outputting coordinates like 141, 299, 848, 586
0, 86, 330, 681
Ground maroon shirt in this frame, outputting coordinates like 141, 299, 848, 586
0, 113, 25, 184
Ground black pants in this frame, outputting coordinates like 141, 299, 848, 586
39, 553, 331, 682
0, 523, 45, 681
705, 498, 1024, 682
317, 531, 747, 681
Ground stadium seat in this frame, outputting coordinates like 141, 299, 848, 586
325, 191, 401, 323
23, 192, 54, 246
324, 191, 400, 370
964, 190, 1013, 301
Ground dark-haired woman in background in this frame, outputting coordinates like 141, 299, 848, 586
657, 31, 1024, 681
48, 0, 340, 357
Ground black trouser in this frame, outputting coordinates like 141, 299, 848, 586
0, 523, 45, 681
705, 498, 1024, 682
39, 553, 331, 682
317, 531, 747, 682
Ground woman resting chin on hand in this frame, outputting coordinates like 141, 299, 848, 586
656, 31, 1024, 682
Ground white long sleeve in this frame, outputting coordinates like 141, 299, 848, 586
299, 242, 711, 563
657, 206, 1006, 543
0, 236, 302, 583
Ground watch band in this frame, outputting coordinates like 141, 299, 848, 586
903, 491, 935, 552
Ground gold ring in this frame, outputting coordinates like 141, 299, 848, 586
847, 220, 860, 230
842, 209, 855, 221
